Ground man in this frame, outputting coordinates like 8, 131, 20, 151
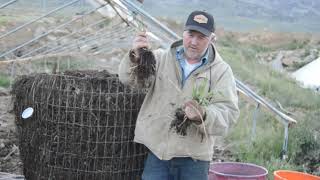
119, 10, 239, 180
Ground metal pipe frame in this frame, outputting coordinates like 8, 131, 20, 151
118, 0, 179, 40
108, 0, 177, 45
106, 1, 172, 47
236, 80, 296, 124
0, 4, 106, 59
0, 0, 82, 40
38, 18, 126, 54
282, 122, 289, 159
0, 0, 18, 9
55, 25, 133, 54
43, 22, 130, 55
21, 18, 108, 58
90, 28, 135, 54
251, 103, 260, 141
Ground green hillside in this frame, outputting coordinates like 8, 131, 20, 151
216, 33, 320, 178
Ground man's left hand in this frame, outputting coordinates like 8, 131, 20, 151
184, 100, 206, 124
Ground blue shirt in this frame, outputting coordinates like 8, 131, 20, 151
176, 47, 209, 86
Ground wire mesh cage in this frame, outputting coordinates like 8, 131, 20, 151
11, 70, 148, 180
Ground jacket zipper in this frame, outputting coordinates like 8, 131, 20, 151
182, 60, 209, 88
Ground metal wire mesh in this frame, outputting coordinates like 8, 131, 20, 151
11, 70, 147, 180
0, 0, 89, 14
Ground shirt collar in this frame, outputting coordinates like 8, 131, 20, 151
176, 47, 209, 65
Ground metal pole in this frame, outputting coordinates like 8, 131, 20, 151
83, 28, 135, 54
0, 0, 82, 40
236, 79, 296, 124
47, 24, 128, 54
251, 103, 260, 141
281, 122, 289, 160
42, 0, 47, 12
9, 61, 15, 86
42, 24, 119, 54
0, 5, 104, 59
42, 22, 124, 54
92, 28, 136, 54
81, 0, 85, 9
21, 18, 108, 58
118, 0, 180, 40
0, 0, 18, 9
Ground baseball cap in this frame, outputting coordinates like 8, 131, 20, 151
184, 10, 215, 37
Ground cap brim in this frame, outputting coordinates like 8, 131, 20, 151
184, 25, 211, 37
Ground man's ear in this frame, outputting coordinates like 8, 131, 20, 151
211, 33, 217, 42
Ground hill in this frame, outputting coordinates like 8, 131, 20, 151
142, 0, 320, 32
1, 0, 320, 32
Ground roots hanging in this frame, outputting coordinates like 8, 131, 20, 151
130, 48, 156, 83
170, 108, 192, 136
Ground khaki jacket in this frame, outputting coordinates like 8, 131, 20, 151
118, 40, 239, 161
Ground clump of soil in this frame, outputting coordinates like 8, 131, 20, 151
170, 108, 192, 136
129, 48, 156, 83
11, 70, 147, 180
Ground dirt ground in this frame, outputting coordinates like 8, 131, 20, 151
0, 89, 23, 175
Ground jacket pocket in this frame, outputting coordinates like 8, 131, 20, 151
195, 72, 211, 93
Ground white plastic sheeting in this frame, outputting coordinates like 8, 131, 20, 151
292, 57, 320, 91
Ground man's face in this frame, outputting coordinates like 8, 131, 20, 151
183, 30, 212, 61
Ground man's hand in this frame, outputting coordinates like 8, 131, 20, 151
184, 100, 206, 124
130, 31, 150, 63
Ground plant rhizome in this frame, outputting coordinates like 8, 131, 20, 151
129, 47, 156, 84
170, 79, 214, 136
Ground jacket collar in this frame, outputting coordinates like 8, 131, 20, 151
170, 40, 220, 69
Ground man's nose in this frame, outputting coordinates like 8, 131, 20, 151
191, 37, 198, 45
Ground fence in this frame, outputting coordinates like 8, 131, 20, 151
12, 70, 147, 180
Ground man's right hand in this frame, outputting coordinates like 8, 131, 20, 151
133, 31, 149, 49
130, 32, 150, 63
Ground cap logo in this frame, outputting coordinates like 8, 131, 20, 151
193, 14, 208, 24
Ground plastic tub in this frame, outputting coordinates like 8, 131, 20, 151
274, 170, 320, 180
209, 162, 268, 180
